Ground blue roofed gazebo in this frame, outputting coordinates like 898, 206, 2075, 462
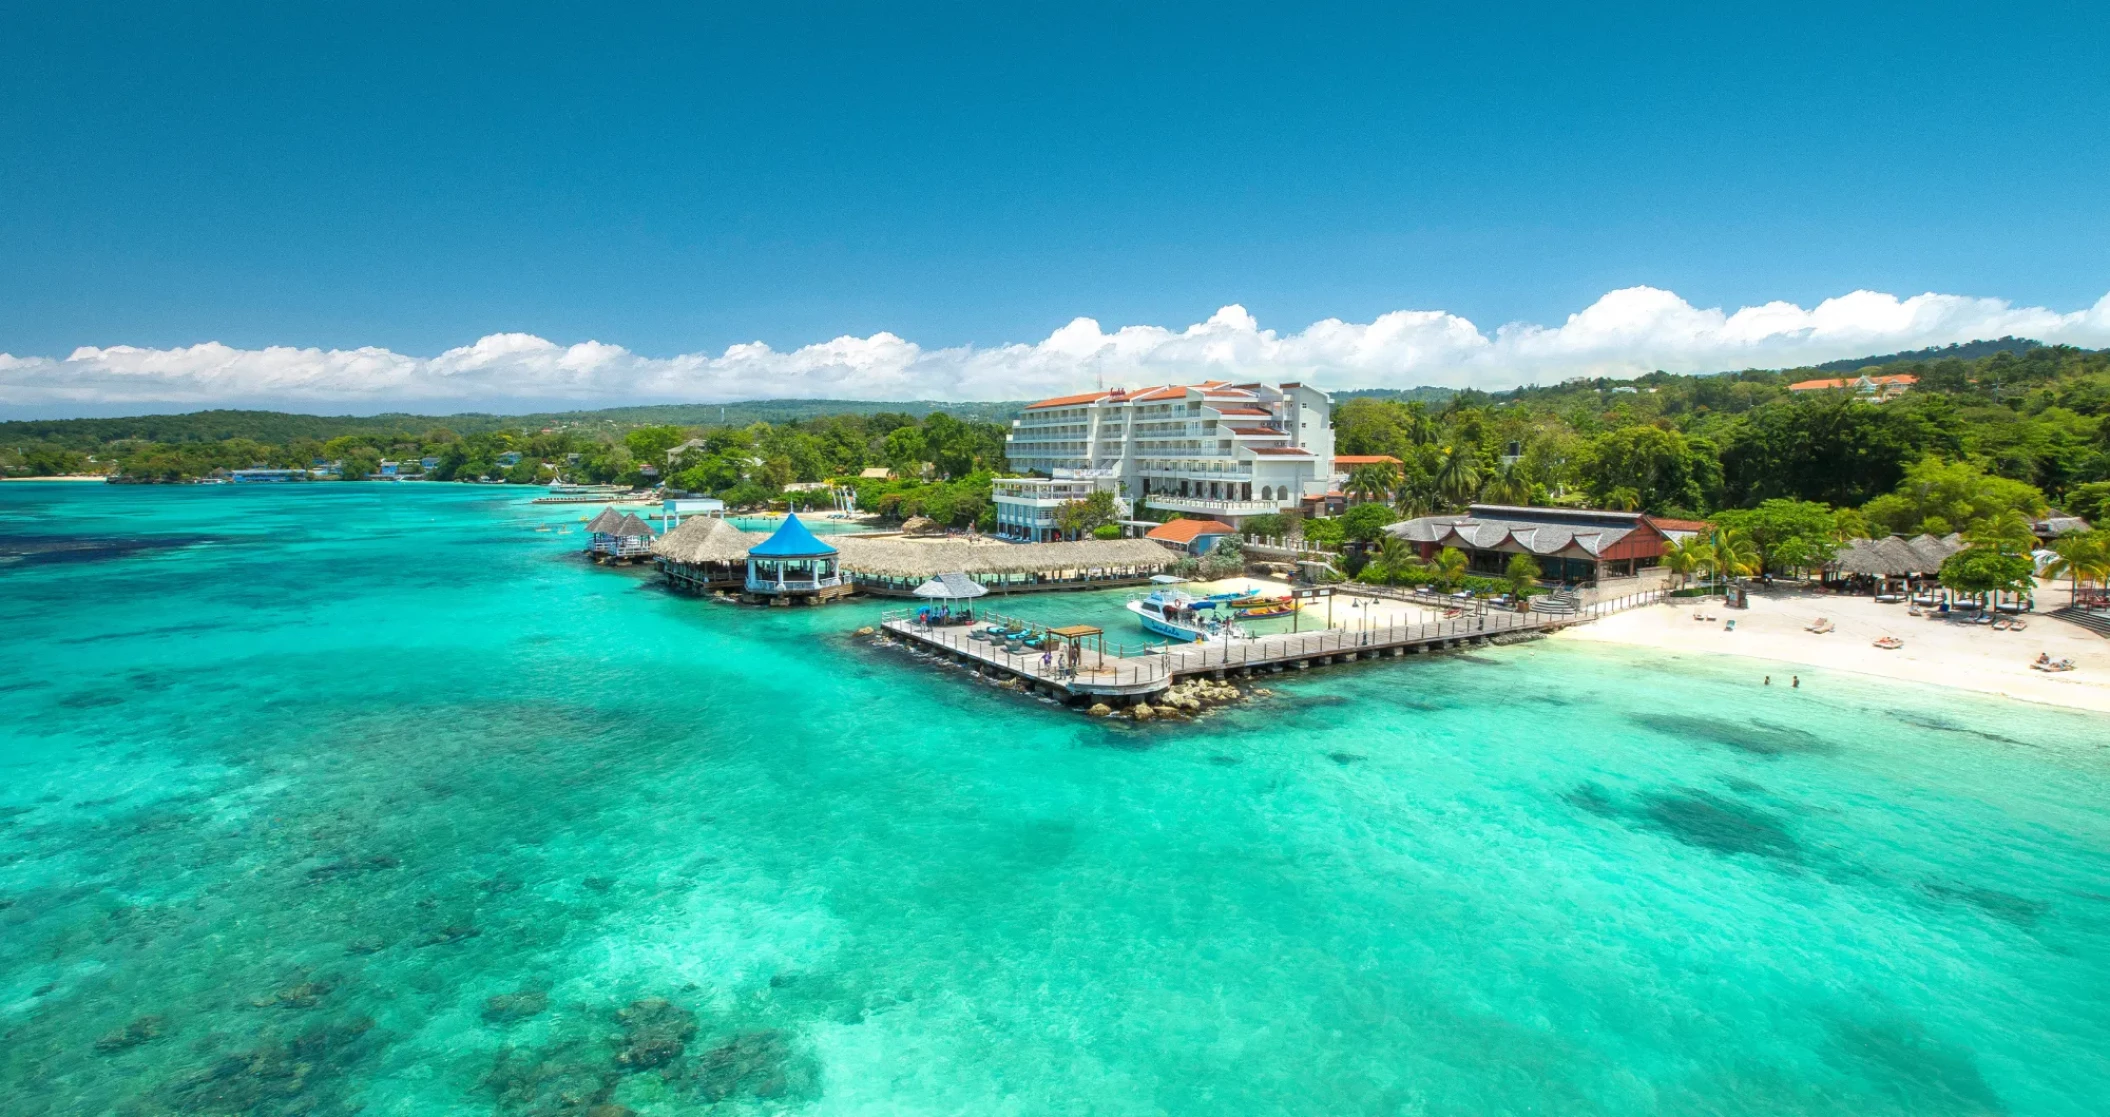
743, 514, 849, 603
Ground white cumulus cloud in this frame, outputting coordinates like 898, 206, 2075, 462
4, 286, 2107, 416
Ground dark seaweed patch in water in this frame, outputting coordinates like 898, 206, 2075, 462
1207, 755, 1242, 766
1326, 752, 1365, 765
1631, 713, 1831, 757
1888, 711, 2029, 748
1561, 781, 1624, 819
1824, 1016, 2009, 1116
1921, 881, 2051, 927
1721, 776, 1768, 795
153, 1015, 379, 1117
0, 532, 216, 567
482, 997, 816, 1113
58, 690, 127, 709
1639, 789, 1800, 861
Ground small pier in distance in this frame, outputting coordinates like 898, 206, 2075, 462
877, 604, 1578, 704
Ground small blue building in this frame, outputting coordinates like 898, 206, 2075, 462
744, 514, 849, 604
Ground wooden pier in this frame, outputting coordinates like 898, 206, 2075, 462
877, 606, 1577, 702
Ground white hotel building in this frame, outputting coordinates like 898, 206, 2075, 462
994, 380, 1336, 540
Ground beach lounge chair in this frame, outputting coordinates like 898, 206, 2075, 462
1873, 636, 1903, 650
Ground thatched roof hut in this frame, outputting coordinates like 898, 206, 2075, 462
585, 507, 625, 534
612, 513, 656, 538
652, 516, 766, 564
1832, 534, 1956, 577
833, 536, 1172, 580
1831, 539, 1890, 576
1904, 532, 1965, 571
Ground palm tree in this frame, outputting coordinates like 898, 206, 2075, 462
1345, 462, 1400, 506
2041, 530, 2110, 607
1433, 447, 1481, 508
1602, 486, 1642, 512
1403, 402, 1435, 447
1392, 475, 1439, 519
1965, 508, 2036, 555
1373, 536, 1414, 583
1704, 529, 1762, 592
1484, 461, 1530, 506
1661, 536, 1706, 590
1434, 545, 1469, 590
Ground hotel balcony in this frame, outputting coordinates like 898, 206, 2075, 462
1144, 495, 1288, 518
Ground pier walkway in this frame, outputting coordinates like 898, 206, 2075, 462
878, 606, 1577, 702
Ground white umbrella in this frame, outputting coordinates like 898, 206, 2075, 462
913, 572, 988, 600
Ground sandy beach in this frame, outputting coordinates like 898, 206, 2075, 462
1563, 581, 2110, 713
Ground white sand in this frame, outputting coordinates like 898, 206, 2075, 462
1562, 581, 2110, 713
1185, 577, 1446, 629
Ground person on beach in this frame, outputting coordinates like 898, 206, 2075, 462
1764, 676, 1771, 686
1792, 676, 1800, 688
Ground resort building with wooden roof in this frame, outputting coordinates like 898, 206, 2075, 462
1004, 379, 1334, 527
1386, 504, 1680, 584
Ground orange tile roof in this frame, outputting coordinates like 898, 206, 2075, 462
1146, 518, 1237, 544
1211, 406, 1271, 416
1787, 373, 1918, 391
1250, 446, 1315, 455
1647, 516, 1713, 532
1023, 390, 1110, 409
1333, 455, 1402, 466
1227, 426, 1287, 436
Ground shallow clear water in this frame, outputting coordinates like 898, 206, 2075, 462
3, 483, 2107, 1116
725, 515, 873, 536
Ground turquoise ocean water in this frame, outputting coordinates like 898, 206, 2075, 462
2, 482, 2107, 1116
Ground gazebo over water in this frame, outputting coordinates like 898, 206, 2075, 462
743, 514, 850, 604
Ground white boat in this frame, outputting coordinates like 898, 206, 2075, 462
1126, 589, 1246, 643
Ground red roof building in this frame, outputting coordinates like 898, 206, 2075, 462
1145, 518, 1239, 555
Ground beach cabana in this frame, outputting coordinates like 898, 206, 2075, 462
911, 571, 987, 625
585, 507, 626, 556
744, 514, 849, 604
602, 513, 656, 563
1827, 533, 1960, 597
652, 516, 765, 591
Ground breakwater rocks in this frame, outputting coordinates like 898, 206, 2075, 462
1091, 679, 1264, 721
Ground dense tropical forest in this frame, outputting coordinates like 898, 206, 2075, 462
4, 344, 2108, 576
1305, 341, 2110, 597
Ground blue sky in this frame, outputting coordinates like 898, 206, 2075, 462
2, 2, 2107, 412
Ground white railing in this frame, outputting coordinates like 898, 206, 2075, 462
745, 575, 844, 593
1145, 495, 1283, 516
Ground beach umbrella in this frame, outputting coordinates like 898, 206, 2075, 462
913, 572, 988, 600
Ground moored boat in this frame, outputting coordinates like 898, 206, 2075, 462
1126, 589, 1246, 643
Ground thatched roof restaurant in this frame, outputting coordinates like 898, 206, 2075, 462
832, 536, 1172, 596
1828, 533, 1966, 579
650, 523, 1173, 598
